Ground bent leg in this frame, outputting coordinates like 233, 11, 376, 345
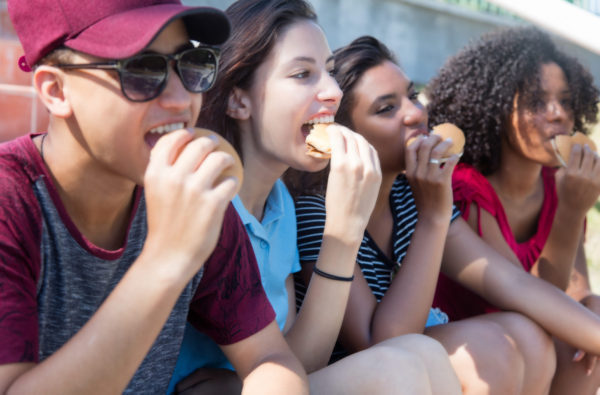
482, 312, 556, 395
426, 312, 555, 395
309, 334, 460, 395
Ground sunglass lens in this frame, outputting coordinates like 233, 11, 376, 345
178, 49, 218, 93
121, 55, 168, 101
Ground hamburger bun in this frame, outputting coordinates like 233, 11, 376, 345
193, 127, 244, 193
405, 123, 465, 162
552, 132, 598, 167
431, 123, 465, 157
306, 123, 332, 159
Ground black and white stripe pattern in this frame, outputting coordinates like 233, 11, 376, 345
294, 175, 460, 307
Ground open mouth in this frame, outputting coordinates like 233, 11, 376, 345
302, 115, 335, 139
144, 122, 185, 148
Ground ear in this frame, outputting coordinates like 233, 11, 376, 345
33, 66, 72, 118
226, 87, 251, 120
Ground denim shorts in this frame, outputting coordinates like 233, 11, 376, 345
425, 307, 449, 327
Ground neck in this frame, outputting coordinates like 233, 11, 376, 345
41, 131, 137, 250
238, 160, 288, 223
487, 138, 543, 200
368, 172, 395, 226
237, 126, 290, 221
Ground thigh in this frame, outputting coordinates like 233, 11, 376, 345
309, 337, 432, 395
425, 314, 524, 395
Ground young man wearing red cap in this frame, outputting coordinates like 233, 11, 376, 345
0, 1, 308, 393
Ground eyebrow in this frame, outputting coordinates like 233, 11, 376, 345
289, 56, 316, 64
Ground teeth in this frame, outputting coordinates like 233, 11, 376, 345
149, 122, 185, 134
305, 115, 334, 125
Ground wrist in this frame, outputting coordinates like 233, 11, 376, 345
135, 246, 200, 290
554, 204, 587, 227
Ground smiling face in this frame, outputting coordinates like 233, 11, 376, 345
60, 19, 202, 185
348, 60, 427, 174
507, 62, 575, 167
238, 19, 342, 174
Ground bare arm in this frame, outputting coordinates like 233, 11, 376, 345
0, 131, 238, 394
284, 125, 381, 372
532, 145, 600, 289
339, 135, 459, 351
222, 321, 308, 395
443, 219, 600, 354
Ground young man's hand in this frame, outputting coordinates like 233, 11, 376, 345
143, 129, 240, 278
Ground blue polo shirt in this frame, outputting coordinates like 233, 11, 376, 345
232, 179, 301, 331
168, 179, 300, 393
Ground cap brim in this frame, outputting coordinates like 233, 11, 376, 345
64, 4, 229, 60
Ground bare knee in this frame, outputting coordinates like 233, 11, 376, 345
317, 341, 432, 394
491, 312, 556, 393
431, 319, 525, 394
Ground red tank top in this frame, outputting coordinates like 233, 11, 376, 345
433, 163, 558, 320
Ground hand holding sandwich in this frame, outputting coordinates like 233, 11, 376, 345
143, 128, 241, 278
404, 124, 463, 222
320, 123, 382, 245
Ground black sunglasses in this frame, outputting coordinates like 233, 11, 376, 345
56, 46, 220, 102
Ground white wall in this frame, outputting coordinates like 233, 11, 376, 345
187, 0, 600, 86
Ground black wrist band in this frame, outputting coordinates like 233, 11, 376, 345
313, 266, 354, 282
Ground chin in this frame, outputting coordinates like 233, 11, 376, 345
294, 156, 330, 173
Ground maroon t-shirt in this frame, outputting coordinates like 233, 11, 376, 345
0, 133, 275, 393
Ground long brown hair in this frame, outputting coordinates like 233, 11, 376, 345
197, 0, 317, 164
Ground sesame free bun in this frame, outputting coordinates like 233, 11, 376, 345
193, 127, 244, 193
406, 123, 465, 160
305, 123, 332, 159
552, 132, 598, 167
431, 123, 465, 157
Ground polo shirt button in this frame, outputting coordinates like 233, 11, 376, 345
260, 240, 268, 249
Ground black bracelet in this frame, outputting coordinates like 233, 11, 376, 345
313, 266, 354, 282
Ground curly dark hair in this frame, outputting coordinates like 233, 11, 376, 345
426, 26, 599, 175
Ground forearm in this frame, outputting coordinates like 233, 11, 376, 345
7, 251, 192, 394
371, 218, 449, 343
487, 266, 600, 354
565, 243, 593, 301
285, 233, 360, 372
531, 206, 585, 289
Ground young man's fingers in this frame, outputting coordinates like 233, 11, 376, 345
172, 135, 221, 174
149, 129, 196, 166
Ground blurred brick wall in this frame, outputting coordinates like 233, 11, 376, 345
0, 1, 49, 142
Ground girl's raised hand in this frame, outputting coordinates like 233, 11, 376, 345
556, 143, 600, 217
404, 134, 459, 221
323, 124, 382, 242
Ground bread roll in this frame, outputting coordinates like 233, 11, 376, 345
431, 123, 465, 157
305, 123, 332, 159
405, 123, 465, 161
193, 127, 244, 192
552, 132, 597, 167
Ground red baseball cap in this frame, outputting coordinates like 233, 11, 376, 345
7, 0, 230, 71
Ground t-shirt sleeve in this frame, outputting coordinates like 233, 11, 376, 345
0, 157, 42, 364
294, 195, 326, 264
188, 204, 275, 345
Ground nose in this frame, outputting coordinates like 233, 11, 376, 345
402, 98, 427, 126
157, 65, 193, 110
316, 72, 343, 105
546, 99, 568, 122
